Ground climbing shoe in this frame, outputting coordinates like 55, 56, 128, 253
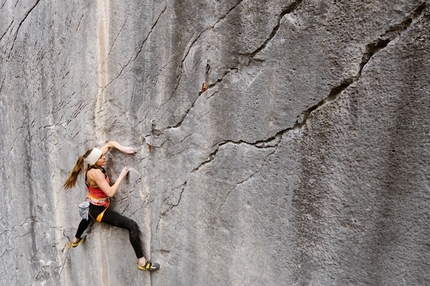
137, 261, 160, 271
71, 235, 86, 248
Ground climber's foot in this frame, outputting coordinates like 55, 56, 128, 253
137, 261, 160, 271
71, 235, 86, 248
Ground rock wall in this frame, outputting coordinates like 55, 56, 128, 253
1, 0, 429, 285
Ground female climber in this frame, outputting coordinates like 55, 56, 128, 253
63, 141, 160, 271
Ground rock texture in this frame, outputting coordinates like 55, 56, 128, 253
1, 0, 429, 285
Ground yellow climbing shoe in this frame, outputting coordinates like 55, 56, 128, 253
71, 235, 86, 248
137, 261, 160, 271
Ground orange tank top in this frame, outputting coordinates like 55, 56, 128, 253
86, 167, 110, 207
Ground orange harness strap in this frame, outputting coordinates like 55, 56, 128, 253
89, 206, 108, 222
95, 208, 108, 222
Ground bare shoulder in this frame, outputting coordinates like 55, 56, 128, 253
87, 168, 104, 181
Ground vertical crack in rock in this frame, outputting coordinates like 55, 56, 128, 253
0, 20, 14, 43
166, 0, 250, 129
76, 13, 84, 32
216, 148, 275, 215
158, 136, 277, 219
141, 59, 172, 87
161, 140, 275, 218
181, 0, 244, 65
216, 188, 235, 216
160, 182, 186, 216
96, 19, 127, 90
98, 4, 167, 94
22, 101, 38, 266
167, 1, 304, 129
116, 176, 144, 216
0, 77, 4, 94
298, 1, 427, 126
105, 20, 128, 60
159, 146, 223, 217
165, 86, 213, 129
165, 67, 236, 130
249, 0, 304, 57
166, 0, 243, 106
134, 4, 168, 61
54, 228, 72, 285
8, 0, 41, 55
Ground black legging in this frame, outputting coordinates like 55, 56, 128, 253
75, 204, 144, 258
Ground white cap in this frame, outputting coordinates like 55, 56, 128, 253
84, 148, 103, 166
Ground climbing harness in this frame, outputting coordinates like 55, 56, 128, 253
89, 207, 108, 222
87, 192, 110, 207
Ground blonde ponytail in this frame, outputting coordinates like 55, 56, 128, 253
63, 150, 92, 189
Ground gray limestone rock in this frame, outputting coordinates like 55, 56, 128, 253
0, 0, 429, 285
